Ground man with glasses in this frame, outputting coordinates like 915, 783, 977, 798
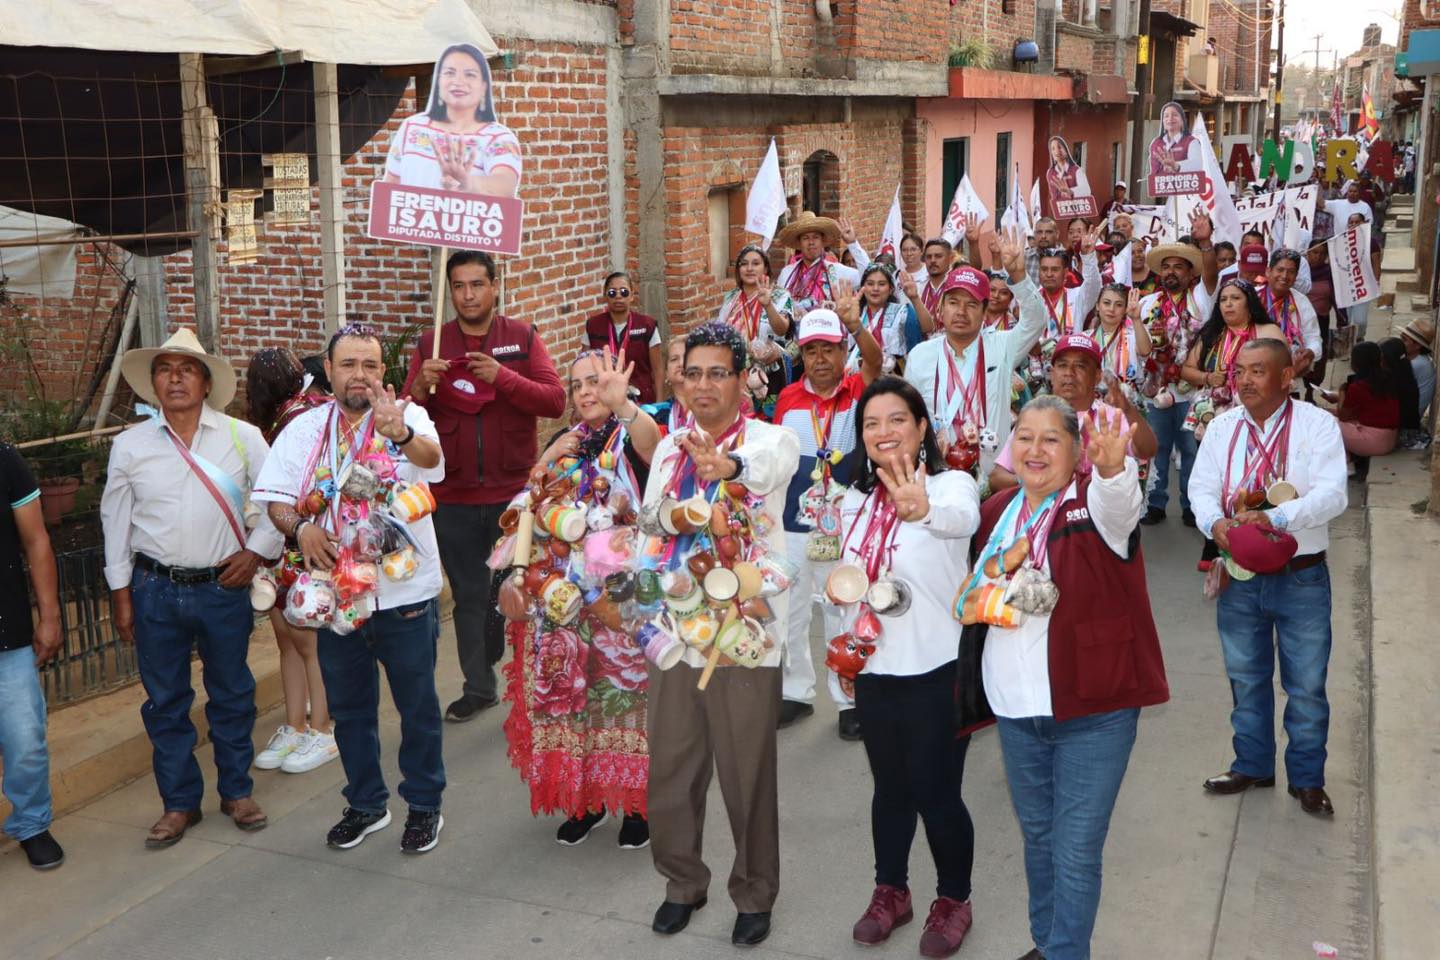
405, 251, 565, 723
642, 322, 800, 948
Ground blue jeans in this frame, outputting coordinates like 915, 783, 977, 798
132, 569, 257, 810
1145, 399, 1197, 512
317, 598, 445, 814
997, 708, 1139, 960
1216, 563, 1333, 787
0, 647, 53, 840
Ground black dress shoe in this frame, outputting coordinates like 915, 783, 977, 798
1139, 506, 1166, 525
732, 911, 772, 946
20, 830, 64, 870
1203, 770, 1277, 795
777, 700, 814, 728
652, 897, 706, 934
837, 708, 862, 741
445, 696, 498, 723
1288, 785, 1335, 816
1182, 509, 1197, 527
1015, 950, 1045, 960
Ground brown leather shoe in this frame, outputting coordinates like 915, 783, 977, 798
145, 810, 202, 849
1288, 785, 1335, 816
1203, 770, 1276, 795
219, 796, 269, 832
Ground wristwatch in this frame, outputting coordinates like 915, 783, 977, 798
726, 452, 746, 482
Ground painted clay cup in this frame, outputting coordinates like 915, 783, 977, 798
825, 562, 870, 606
541, 577, 583, 625
640, 620, 686, 670
701, 567, 740, 605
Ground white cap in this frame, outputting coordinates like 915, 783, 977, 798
1114, 179, 1128, 188
796, 308, 846, 345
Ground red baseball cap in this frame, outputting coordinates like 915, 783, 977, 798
1053, 332, 1102, 364
937, 266, 991, 304
1228, 524, 1299, 574
1239, 243, 1268, 272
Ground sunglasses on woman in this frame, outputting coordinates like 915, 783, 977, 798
606, 287, 631, 298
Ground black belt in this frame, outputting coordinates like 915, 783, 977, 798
1273, 551, 1326, 575
135, 553, 224, 585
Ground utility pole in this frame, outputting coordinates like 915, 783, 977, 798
1271, 0, 1285, 141
1129, 0, 1152, 190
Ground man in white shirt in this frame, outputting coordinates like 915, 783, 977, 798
905, 225, 1048, 482
1188, 339, 1348, 817
1137, 231, 1218, 527
1259, 250, 1323, 379
644, 322, 800, 948
102, 328, 283, 848
255, 325, 449, 854
775, 211, 862, 316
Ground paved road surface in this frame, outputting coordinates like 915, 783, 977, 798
3, 484, 1375, 960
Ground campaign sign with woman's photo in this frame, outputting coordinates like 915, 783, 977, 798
1045, 136, 1098, 220
367, 43, 524, 254
1146, 101, 1210, 198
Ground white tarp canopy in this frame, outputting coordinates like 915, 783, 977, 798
4, 0, 498, 64
0, 206, 80, 298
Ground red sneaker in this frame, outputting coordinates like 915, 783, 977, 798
851, 884, 914, 945
918, 896, 973, 958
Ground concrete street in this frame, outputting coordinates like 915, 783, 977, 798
1, 476, 1377, 960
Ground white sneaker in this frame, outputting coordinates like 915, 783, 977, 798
255, 724, 304, 770
281, 728, 340, 774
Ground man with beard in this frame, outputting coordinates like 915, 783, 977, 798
987, 332, 1158, 491
406, 251, 565, 723
917, 238, 955, 319
1136, 214, 1219, 526
257, 325, 449, 854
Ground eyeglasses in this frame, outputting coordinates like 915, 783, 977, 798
682, 366, 738, 384
605, 287, 631, 298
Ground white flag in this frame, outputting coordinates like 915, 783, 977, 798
876, 184, 903, 260
745, 139, 787, 248
941, 173, 991, 246
1029, 180, 1041, 231
1187, 114, 1243, 243
1000, 164, 1030, 236
1112, 241, 1133, 287
1330, 222, 1379, 308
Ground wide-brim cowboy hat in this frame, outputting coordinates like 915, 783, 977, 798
777, 210, 843, 248
1146, 242, 1203, 276
1400, 317, 1435, 352
121, 327, 237, 410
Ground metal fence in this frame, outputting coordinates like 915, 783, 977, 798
40, 541, 138, 705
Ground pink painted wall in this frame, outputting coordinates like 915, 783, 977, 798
916, 98, 1037, 240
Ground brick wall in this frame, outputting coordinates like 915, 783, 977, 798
7, 35, 618, 415
1400, 0, 1440, 52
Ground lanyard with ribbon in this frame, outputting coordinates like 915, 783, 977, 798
936, 337, 986, 434
1222, 401, 1293, 516
654, 417, 746, 566
607, 313, 633, 354
317, 403, 377, 534
728, 292, 763, 341
1044, 289, 1071, 338
1097, 321, 1134, 380
841, 487, 902, 581
1261, 288, 1302, 347
788, 258, 830, 302
955, 488, 1061, 611
1206, 324, 1255, 389
921, 279, 942, 315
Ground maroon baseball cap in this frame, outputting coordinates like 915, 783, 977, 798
438, 370, 496, 414
1228, 524, 1299, 574
1239, 243, 1268, 272
937, 266, 991, 304
1053, 332, 1102, 364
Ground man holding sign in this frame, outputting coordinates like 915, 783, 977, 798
405, 252, 566, 722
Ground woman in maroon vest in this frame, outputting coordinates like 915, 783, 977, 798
961, 395, 1168, 960
585, 272, 661, 404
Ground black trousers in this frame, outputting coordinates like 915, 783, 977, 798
854, 660, 975, 901
433, 501, 507, 703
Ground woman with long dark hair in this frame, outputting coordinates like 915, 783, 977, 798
1379, 336, 1424, 439
1328, 341, 1399, 466
383, 43, 522, 196
244, 348, 336, 775
717, 244, 797, 414
835, 376, 981, 957
1179, 278, 1284, 437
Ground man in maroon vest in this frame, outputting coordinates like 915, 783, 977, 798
406, 251, 566, 721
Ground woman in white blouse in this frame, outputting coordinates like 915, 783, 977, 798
964, 395, 1168, 960
836, 377, 982, 958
